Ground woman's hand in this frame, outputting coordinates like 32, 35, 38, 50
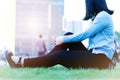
55, 36, 64, 45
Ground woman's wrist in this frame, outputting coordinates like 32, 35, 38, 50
55, 36, 64, 45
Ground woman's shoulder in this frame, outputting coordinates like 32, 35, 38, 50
95, 11, 112, 21
93, 11, 113, 25
97, 11, 111, 17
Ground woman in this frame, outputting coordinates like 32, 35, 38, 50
6, 0, 115, 69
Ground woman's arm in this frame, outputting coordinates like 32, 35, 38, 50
56, 11, 110, 45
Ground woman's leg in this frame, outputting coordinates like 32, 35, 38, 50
24, 53, 59, 67
53, 50, 114, 69
48, 43, 68, 54
24, 42, 87, 68
49, 41, 86, 55
25, 50, 113, 69
6, 50, 114, 69
68, 41, 87, 50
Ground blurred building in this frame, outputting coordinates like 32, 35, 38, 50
16, 0, 64, 56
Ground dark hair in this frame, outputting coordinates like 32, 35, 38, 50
83, 0, 114, 20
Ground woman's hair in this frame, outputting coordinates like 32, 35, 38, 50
83, 0, 114, 20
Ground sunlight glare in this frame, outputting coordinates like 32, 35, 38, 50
0, 0, 15, 52
64, 0, 85, 21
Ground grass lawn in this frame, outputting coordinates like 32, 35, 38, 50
0, 64, 120, 80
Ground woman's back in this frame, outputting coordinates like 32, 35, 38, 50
88, 11, 114, 59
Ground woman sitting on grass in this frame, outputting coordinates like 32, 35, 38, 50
6, 0, 115, 69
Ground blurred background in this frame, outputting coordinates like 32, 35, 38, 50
0, 0, 120, 65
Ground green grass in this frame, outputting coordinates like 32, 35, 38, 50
0, 64, 120, 80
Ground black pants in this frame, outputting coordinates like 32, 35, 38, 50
24, 42, 113, 69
